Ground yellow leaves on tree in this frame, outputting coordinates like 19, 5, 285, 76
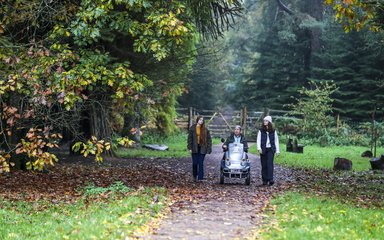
117, 137, 136, 148
71, 135, 136, 161
72, 136, 111, 162
342, 0, 354, 4
0, 152, 12, 173
15, 128, 62, 171
324, 0, 379, 32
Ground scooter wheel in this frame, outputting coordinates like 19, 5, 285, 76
219, 172, 224, 184
245, 174, 251, 185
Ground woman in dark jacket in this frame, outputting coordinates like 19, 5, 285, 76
188, 116, 212, 181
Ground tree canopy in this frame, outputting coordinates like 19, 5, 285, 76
183, 0, 384, 122
0, 0, 242, 172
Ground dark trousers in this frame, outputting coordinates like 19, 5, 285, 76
192, 152, 206, 180
260, 148, 274, 183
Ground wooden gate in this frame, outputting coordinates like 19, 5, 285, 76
175, 107, 290, 141
175, 107, 248, 138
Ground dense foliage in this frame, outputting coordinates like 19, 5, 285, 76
0, 0, 241, 172
288, 81, 337, 140
184, 0, 384, 120
325, 0, 384, 32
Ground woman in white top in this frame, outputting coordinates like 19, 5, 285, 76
256, 116, 280, 186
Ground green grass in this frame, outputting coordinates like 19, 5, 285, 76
82, 181, 132, 197
0, 187, 167, 240
116, 133, 221, 158
250, 144, 383, 171
259, 191, 384, 240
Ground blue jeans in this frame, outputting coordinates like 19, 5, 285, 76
260, 148, 274, 183
192, 153, 206, 180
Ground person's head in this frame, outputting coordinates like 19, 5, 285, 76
196, 115, 207, 145
234, 125, 242, 136
262, 116, 274, 131
196, 115, 204, 126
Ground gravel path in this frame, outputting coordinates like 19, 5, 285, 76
137, 145, 297, 239
51, 144, 296, 239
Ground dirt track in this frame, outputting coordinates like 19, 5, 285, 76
138, 145, 296, 239
0, 145, 296, 239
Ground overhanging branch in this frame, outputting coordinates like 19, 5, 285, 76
276, 0, 294, 15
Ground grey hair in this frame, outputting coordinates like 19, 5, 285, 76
235, 125, 242, 130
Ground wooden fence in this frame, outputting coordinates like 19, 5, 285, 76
175, 107, 290, 140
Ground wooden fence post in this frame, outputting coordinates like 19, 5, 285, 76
336, 114, 340, 135
135, 125, 142, 147
263, 108, 269, 118
188, 107, 193, 129
243, 106, 247, 136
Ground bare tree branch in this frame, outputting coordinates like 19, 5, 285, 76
276, 0, 294, 15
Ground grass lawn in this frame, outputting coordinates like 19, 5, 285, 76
0, 185, 167, 240
116, 133, 222, 158
250, 144, 383, 171
249, 142, 384, 239
258, 191, 384, 240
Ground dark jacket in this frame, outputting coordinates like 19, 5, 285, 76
188, 124, 212, 154
223, 133, 248, 152
260, 129, 276, 153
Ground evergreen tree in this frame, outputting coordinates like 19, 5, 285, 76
177, 43, 223, 110
228, 0, 314, 110
312, 17, 384, 120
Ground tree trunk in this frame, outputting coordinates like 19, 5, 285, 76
305, 0, 323, 80
370, 155, 384, 170
89, 102, 114, 157
334, 157, 352, 170
305, 0, 323, 52
7, 94, 28, 170
7, 94, 22, 147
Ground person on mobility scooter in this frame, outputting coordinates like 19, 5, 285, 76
220, 125, 251, 185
